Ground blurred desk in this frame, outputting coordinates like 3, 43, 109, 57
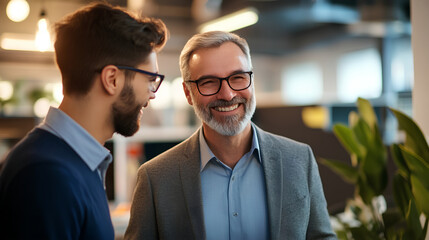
110, 202, 131, 240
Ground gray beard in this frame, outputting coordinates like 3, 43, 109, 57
192, 94, 256, 136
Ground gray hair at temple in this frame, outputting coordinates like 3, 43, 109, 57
179, 31, 253, 82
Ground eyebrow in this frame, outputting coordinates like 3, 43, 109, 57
195, 69, 250, 80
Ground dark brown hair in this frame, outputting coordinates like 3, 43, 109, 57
54, 2, 168, 96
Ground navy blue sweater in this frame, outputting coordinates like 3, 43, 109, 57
0, 129, 114, 239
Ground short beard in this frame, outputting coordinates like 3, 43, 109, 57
192, 93, 256, 136
112, 82, 142, 137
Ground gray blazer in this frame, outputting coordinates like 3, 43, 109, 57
124, 125, 336, 240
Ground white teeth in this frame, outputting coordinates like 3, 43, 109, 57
215, 104, 239, 112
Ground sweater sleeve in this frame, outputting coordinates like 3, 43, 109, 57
3, 163, 84, 240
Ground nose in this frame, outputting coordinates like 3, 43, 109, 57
216, 79, 236, 101
149, 91, 156, 100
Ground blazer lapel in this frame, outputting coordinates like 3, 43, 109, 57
179, 129, 206, 240
255, 126, 283, 240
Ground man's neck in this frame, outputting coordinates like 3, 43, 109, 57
59, 95, 114, 145
203, 123, 253, 169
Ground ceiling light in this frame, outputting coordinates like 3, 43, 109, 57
0, 81, 14, 101
35, 9, 52, 52
1, 32, 54, 52
1, 33, 34, 51
6, 0, 30, 22
198, 7, 258, 33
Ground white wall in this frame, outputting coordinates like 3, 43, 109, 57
251, 38, 380, 107
411, 0, 429, 138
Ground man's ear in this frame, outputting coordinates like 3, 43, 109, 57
100, 65, 121, 95
182, 82, 194, 105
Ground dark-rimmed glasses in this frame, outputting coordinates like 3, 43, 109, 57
116, 65, 164, 93
185, 71, 253, 96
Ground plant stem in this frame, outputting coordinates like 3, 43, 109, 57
370, 200, 386, 239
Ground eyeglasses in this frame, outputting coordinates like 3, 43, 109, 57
185, 71, 253, 96
116, 65, 164, 93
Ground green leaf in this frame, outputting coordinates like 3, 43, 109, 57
357, 176, 376, 205
357, 97, 378, 130
362, 161, 387, 195
400, 145, 429, 190
333, 124, 366, 158
393, 174, 412, 218
391, 144, 410, 179
349, 225, 381, 240
362, 162, 387, 195
418, 218, 429, 240
393, 172, 425, 238
382, 208, 405, 229
390, 108, 429, 163
360, 145, 388, 195
349, 111, 359, 128
385, 229, 403, 240
405, 198, 424, 239
320, 158, 358, 184
411, 175, 429, 217
372, 124, 385, 152
352, 118, 373, 149
334, 230, 350, 240
383, 208, 406, 239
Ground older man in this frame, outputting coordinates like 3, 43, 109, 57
125, 31, 336, 240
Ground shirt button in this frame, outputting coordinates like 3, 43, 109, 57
231, 176, 235, 181
233, 212, 238, 217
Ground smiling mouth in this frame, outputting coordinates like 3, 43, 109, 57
214, 104, 239, 112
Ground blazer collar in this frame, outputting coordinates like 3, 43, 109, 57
254, 124, 283, 240
179, 129, 206, 239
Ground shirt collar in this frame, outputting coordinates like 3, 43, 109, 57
199, 124, 261, 172
37, 107, 112, 171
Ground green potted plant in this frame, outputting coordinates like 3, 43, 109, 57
322, 97, 429, 239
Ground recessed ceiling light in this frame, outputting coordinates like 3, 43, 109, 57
6, 0, 30, 22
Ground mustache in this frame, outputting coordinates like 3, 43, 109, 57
207, 97, 247, 108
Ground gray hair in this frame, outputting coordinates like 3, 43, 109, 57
179, 31, 252, 82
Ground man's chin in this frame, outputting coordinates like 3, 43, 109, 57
117, 129, 138, 137
205, 120, 245, 136
115, 120, 140, 137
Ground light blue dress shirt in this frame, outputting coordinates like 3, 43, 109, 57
37, 107, 112, 187
199, 126, 269, 240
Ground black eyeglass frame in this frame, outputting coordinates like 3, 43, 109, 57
185, 71, 253, 96
116, 65, 165, 93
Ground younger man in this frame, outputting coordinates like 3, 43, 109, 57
0, 3, 167, 239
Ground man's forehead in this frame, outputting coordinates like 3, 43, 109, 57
189, 44, 249, 71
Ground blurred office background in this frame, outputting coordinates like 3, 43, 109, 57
1, 0, 428, 237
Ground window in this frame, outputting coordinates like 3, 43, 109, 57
391, 39, 413, 92
281, 62, 323, 105
337, 48, 382, 102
